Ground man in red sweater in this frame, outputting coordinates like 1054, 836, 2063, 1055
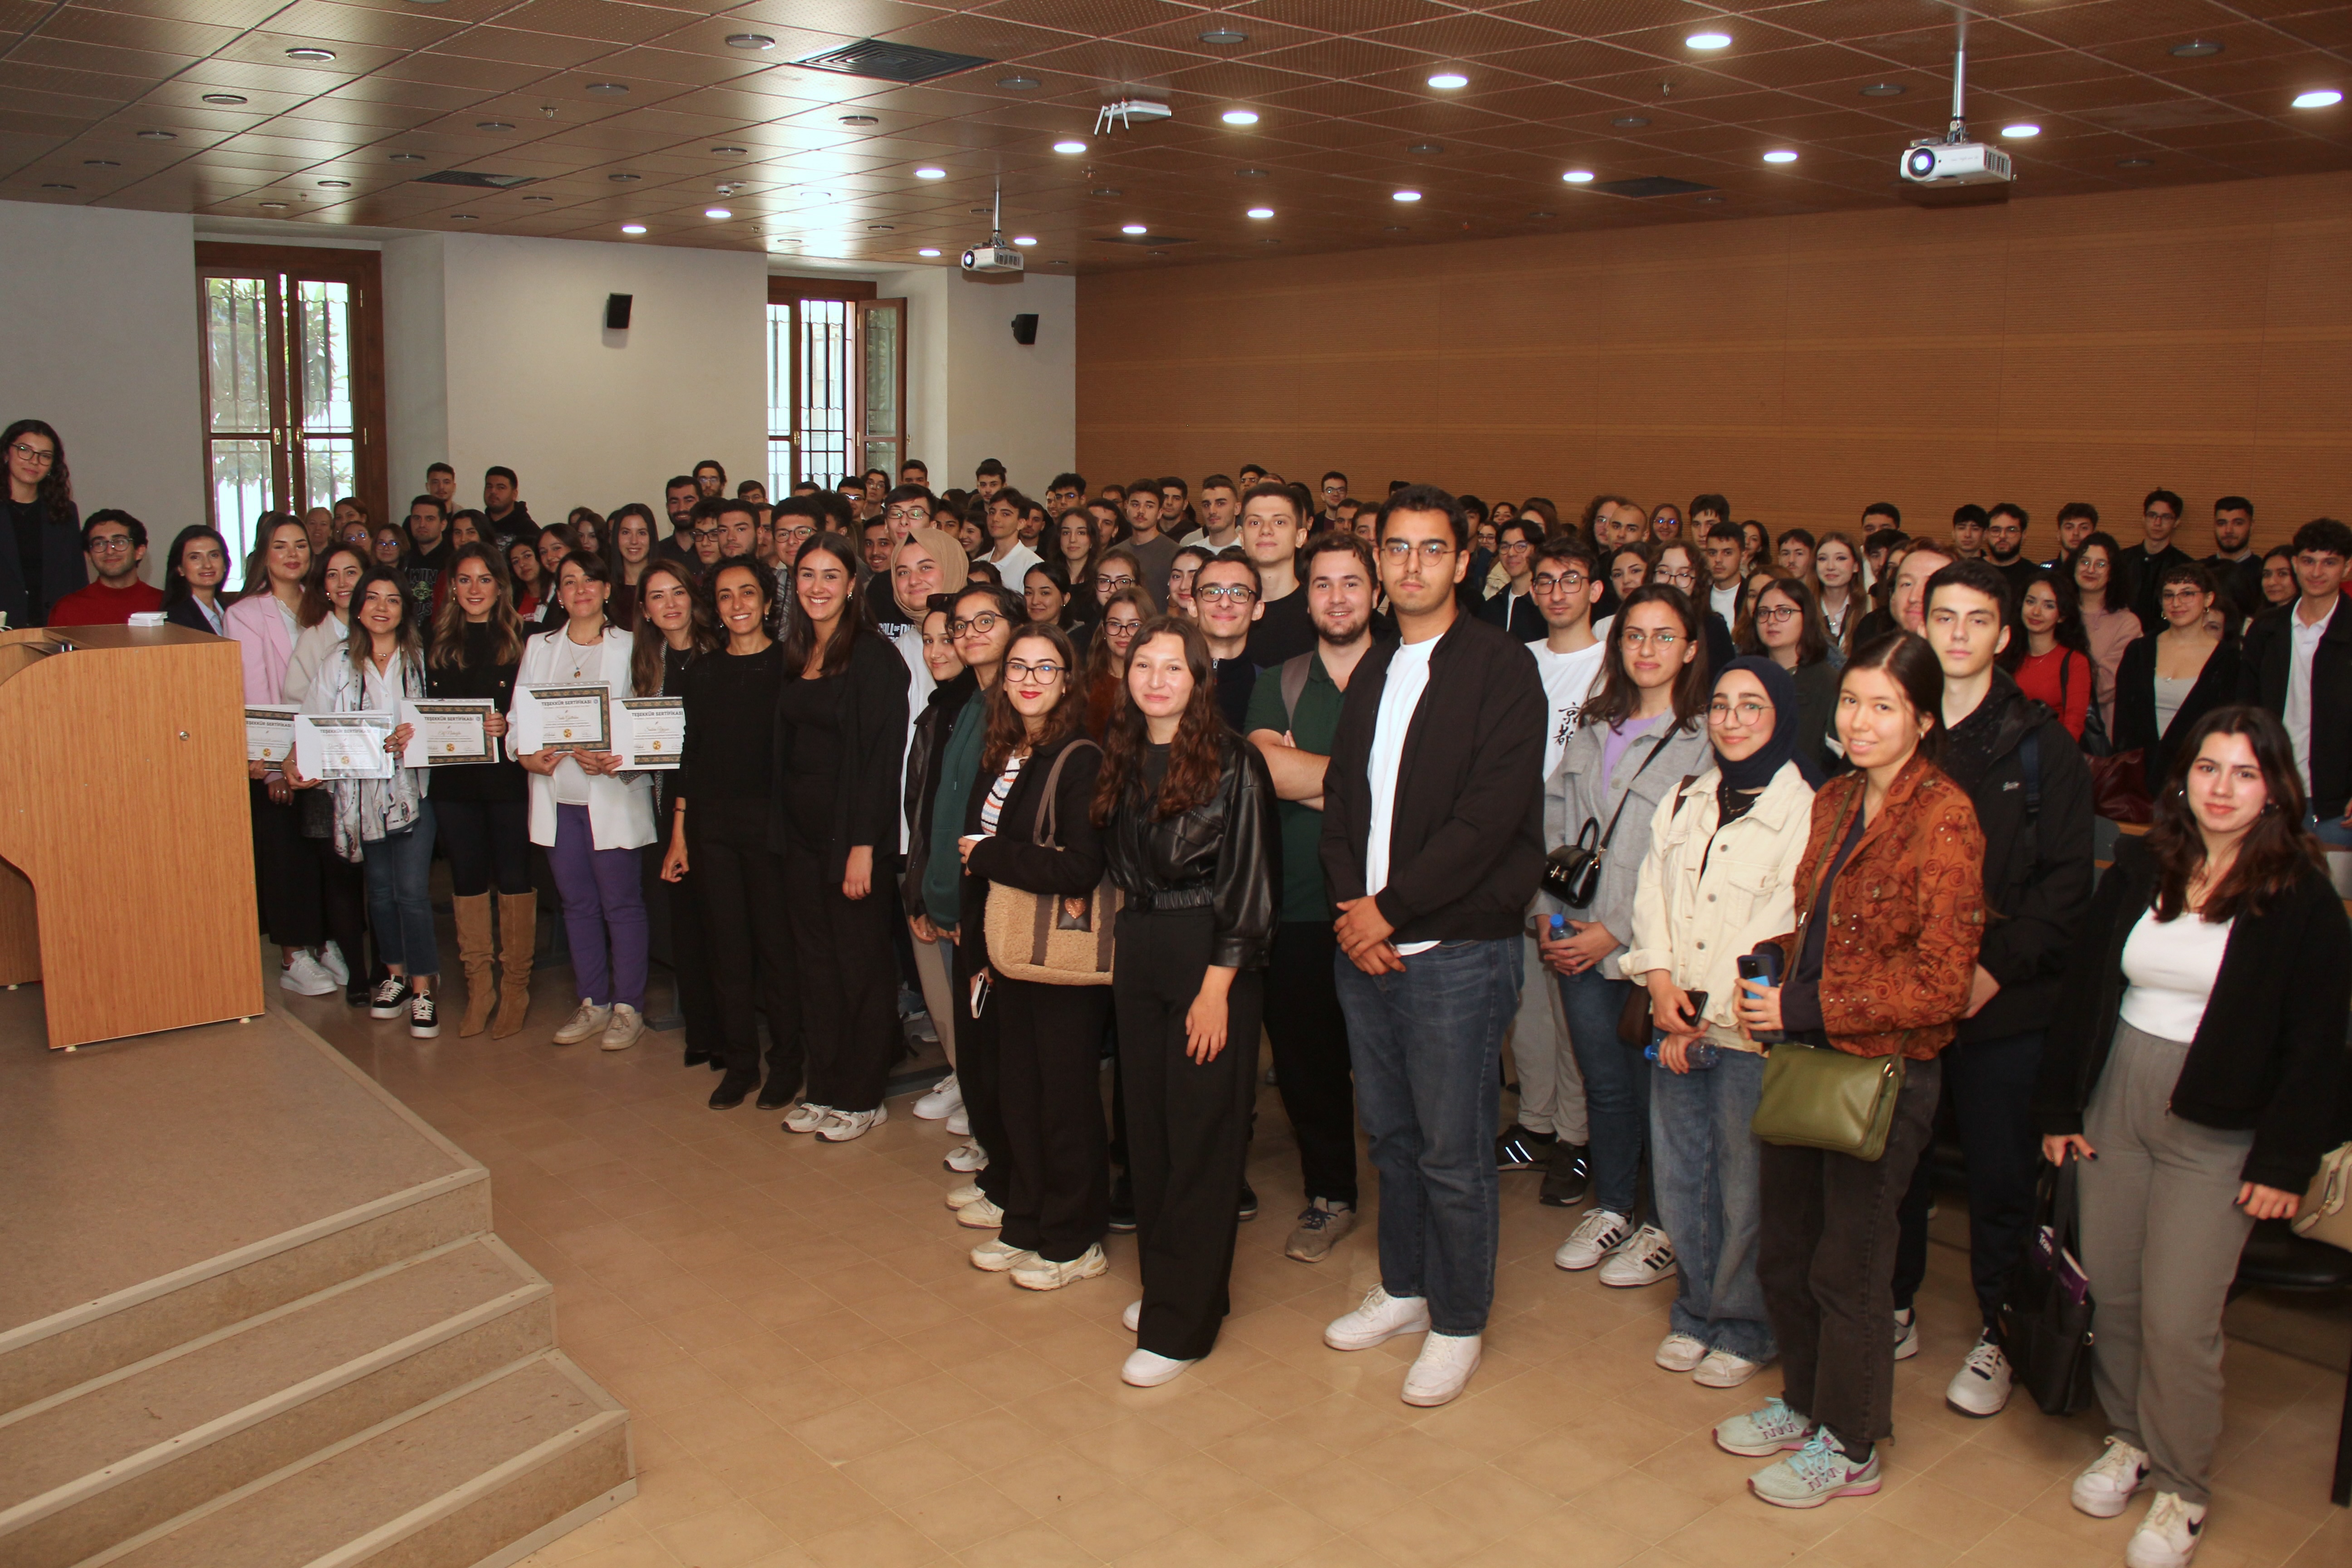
48, 510, 164, 625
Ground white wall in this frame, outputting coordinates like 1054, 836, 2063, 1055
381, 234, 446, 506
869, 265, 1075, 495
0, 201, 203, 585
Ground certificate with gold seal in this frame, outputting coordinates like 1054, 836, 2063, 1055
245, 704, 298, 765
400, 699, 496, 766
519, 683, 610, 754
620, 696, 684, 770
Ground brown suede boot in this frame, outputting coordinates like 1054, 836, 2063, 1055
491, 891, 537, 1039
454, 894, 496, 1037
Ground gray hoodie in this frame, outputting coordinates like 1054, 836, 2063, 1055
1542, 712, 1712, 980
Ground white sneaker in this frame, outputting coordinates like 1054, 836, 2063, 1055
1892, 1307, 1920, 1360
817, 1106, 887, 1142
1323, 1284, 1431, 1351
1945, 1333, 2013, 1417
969, 1238, 1035, 1272
368, 975, 409, 1019
1401, 1332, 1482, 1407
2072, 1436, 2152, 1518
946, 1106, 971, 1136
317, 942, 350, 985
956, 1196, 1006, 1230
1554, 1208, 1632, 1271
1655, 1332, 1708, 1372
944, 1181, 988, 1209
945, 1140, 988, 1173
598, 1003, 642, 1051
913, 1073, 962, 1120
2126, 1492, 2205, 1568
1597, 1224, 1677, 1288
782, 1101, 832, 1135
551, 1000, 611, 1045
280, 951, 337, 996
1694, 1348, 1765, 1388
1121, 1349, 1195, 1387
1122, 1298, 1142, 1333
1011, 1244, 1107, 1291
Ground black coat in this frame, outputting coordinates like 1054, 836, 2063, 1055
767, 628, 910, 880
2237, 594, 2352, 817
1103, 729, 1276, 970
2112, 634, 2240, 790
162, 595, 225, 635
1475, 587, 1544, 642
0, 497, 83, 628
958, 731, 1107, 965
2033, 836, 2352, 1191
901, 668, 977, 919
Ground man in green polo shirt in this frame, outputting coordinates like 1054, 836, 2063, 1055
1244, 533, 1383, 1263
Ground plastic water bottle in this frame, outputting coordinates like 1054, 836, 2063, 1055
1549, 913, 1566, 940
1645, 1037, 1720, 1070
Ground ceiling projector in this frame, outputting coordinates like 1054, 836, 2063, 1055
1901, 139, 2013, 185
961, 183, 1024, 275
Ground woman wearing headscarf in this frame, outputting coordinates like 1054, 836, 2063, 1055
1624, 656, 1821, 1390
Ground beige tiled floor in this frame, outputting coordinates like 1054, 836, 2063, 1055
295, 981, 2350, 1568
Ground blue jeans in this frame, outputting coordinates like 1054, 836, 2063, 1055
1336, 938, 1522, 1337
1558, 967, 1649, 1219
362, 799, 439, 980
1650, 1045, 1775, 1363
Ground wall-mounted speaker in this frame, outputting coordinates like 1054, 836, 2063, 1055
604, 293, 633, 331
1010, 312, 1039, 346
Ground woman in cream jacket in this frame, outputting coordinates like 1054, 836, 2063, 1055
1624, 656, 1819, 1389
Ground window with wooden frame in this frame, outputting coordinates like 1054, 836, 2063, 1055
765, 276, 905, 499
194, 244, 387, 564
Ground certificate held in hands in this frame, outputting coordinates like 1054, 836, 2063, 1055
246, 704, 298, 765
294, 712, 396, 780
619, 696, 684, 769
516, 683, 611, 754
400, 698, 495, 766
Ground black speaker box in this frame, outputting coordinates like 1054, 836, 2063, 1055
604, 293, 633, 330
1010, 312, 1039, 345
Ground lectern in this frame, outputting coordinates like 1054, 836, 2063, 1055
0, 624, 265, 1046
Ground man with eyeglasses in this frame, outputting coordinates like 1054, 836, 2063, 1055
687, 500, 726, 573
1475, 517, 1544, 641
1318, 485, 1548, 1409
1240, 483, 1315, 667
1044, 472, 1086, 520
2239, 517, 2352, 870
1983, 503, 2037, 600
49, 510, 163, 626
2119, 486, 2194, 629
1194, 550, 1265, 732
1316, 471, 1351, 531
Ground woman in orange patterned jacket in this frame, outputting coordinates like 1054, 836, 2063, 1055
1715, 631, 1986, 1511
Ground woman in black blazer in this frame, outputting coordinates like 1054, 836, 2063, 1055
2033, 706, 2349, 1563
0, 418, 83, 627
772, 531, 911, 1143
160, 524, 233, 635
2112, 561, 2240, 789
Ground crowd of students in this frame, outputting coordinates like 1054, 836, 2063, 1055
7, 412, 2347, 1565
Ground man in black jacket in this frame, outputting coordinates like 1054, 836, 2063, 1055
1900, 559, 2095, 1417
1317, 484, 1548, 1410
2118, 487, 2195, 630
2237, 516, 2352, 867
1474, 515, 1544, 641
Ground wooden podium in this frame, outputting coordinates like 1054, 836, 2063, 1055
0, 624, 266, 1046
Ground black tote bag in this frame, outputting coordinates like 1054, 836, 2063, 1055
1996, 1156, 2098, 1416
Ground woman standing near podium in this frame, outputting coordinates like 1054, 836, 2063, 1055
282, 542, 371, 1007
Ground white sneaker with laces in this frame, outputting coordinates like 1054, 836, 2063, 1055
1654, 1332, 1708, 1372
817, 1106, 887, 1142
1693, 1348, 1765, 1388
317, 942, 350, 985
956, 1196, 1006, 1230
913, 1073, 961, 1120
1122, 1349, 1195, 1387
944, 1140, 988, 1173
782, 1102, 832, 1135
1122, 1298, 1142, 1333
1892, 1307, 1920, 1361
969, 1237, 1034, 1272
280, 951, 338, 997
1401, 1332, 1482, 1406
944, 1182, 987, 1209
1945, 1333, 2013, 1417
1323, 1284, 1431, 1351
946, 1106, 971, 1136
2126, 1492, 2205, 1568
368, 976, 409, 1019
1597, 1224, 1677, 1288
1554, 1208, 1632, 1271
1010, 1244, 1107, 1291
551, 1000, 611, 1045
2071, 1436, 2152, 1518
598, 1003, 642, 1052
407, 991, 439, 1038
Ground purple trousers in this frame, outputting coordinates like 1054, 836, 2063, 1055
549, 804, 648, 1011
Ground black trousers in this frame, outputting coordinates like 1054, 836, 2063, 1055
1891, 1029, 2047, 1331
252, 784, 323, 947
646, 842, 725, 1063
782, 838, 899, 1112
315, 838, 370, 984
435, 797, 531, 897
1264, 920, 1359, 1206
997, 975, 1112, 1261
691, 799, 800, 1089
1758, 1055, 1941, 1447
953, 926, 1011, 1208
1116, 908, 1263, 1362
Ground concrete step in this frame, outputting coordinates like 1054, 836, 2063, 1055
0, 1237, 550, 1568
99, 1352, 632, 1568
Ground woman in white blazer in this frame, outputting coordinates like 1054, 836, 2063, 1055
513, 552, 657, 1052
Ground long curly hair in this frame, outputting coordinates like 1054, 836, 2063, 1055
1091, 616, 1225, 826
428, 542, 524, 670
2146, 706, 2322, 922
629, 557, 719, 697
3, 419, 72, 525
982, 625, 1085, 774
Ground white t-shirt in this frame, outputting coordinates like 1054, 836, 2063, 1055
2118, 905, 2234, 1042
548, 636, 603, 806
1366, 635, 1438, 956
1710, 582, 1743, 626
1530, 638, 1609, 780
989, 542, 1044, 589
2285, 598, 2335, 792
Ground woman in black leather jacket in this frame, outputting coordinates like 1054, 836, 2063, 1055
1091, 615, 1276, 1388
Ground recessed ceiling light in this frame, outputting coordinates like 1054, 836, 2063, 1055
1089, 188, 1121, 198
84, 158, 119, 167
284, 47, 334, 60
137, 129, 177, 141
587, 82, 627, 94
608, 172, 639, 181
917, 247, 941, 256
2117, 157, 2155, 168
1409, 142, 1442, 154
2170, 39, 2224, 59
621, 222, 647, 233
970, 206, 992, 214
522, 193, 554, 201
476, 121, 514, 131
1762, 148, 1799, 163
260, 199, 287, 208
451, 212, 477, 220
1686, 32, 1732, 49
838, 115, 877, 126
725, 33, 773, 49
1246, 206, 1274, 219
914, 166, 946, 179
1859, 82, 1905, 97
1054, 139, 1087, 154
1612, 115, 1650, 127
1221, 109, 1259, 125
201, 93, 246, 105
391, 152, 425, 162
1392, 189, 1421, 201
999, 74, 1039, 90
1199, 27, 1246, 44
711, 147, 748, 157
870, 223, 895, 231
2292, 88, 2343, 109
1012, 235, 1036, 245
705, 206, 731, 218
318, 178, 349, 187
2001, 122, 2040, 138
1562, 168, 1594, 182
1235, 168, 1268, 178
42, 182, 75, 191
1121, 222, 1147, 234
1427, 72, 1468, 90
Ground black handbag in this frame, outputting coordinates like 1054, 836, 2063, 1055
1995, 1155, 2098, 1416
1544, 730, 1676, 908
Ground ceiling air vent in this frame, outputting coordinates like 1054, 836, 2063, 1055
1589, 175, 1716, 198
413, 170, 536, 189
794, 39, 991, 84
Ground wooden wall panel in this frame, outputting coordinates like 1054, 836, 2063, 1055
1078, 172, 2352, 549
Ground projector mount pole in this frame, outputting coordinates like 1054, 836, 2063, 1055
1947, 9, 1969, 145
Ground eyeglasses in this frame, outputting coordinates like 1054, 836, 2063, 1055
1708, 699, 1771, 723
1095, 573, 1136, 590
1620, 629, 1681, 648
87, 534, 135, 553
1753, 604, 1801, 624
1656, 567, 1697, 586
884, 506, 929, 524
691, 527, 719, 542
2144, 510, 2177, 521
9, 442, 55, 465
1004, 659, 1065, 681
1381, 539, 1457, 562
2158, 587, 2208, 602
1197, 584, 1257, 605
1532, 572, 1586, 593
949, 612, 1003, 637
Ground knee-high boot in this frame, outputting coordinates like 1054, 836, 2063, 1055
492, 891, 537, 1039
454, 894, 496, 1037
